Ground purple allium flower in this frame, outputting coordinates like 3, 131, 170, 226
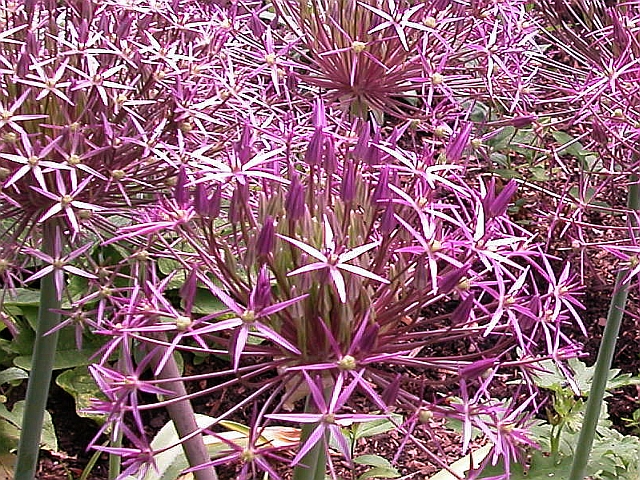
266, 371, 387, 468
66, 2, 592, 478
278, 215, 389, 303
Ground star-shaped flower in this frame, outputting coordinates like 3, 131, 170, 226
278, 215, 389, 303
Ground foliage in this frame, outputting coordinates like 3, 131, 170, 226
478, 359, 640, 480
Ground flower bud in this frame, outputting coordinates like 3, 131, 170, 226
381, 374, 401, 406
459, 357, 496, 380
439, 265, 470, 294
305, 129, 324, 167
234, 122, 253, 166
484, 179, 518, 218
591, 120, 608, 146
380, 201, 396, 234
352, 122, 371, 162
451, 294, 474, 325
173, 165, 189, 207
372, 166, 390, 204
445, 123, 472, 163
340, 159, 356, 203
509, 115, 536, 128
285, 173, 305, 221
250, 265, 272, 312
257, 216, 275, 260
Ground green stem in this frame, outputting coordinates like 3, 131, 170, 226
108, 348, 126, 480
568, 176, 640, 480
15, 222, 62, 480
292, 395, 327, 480
81, 441, 108, 480
147, 341, 218, 480
108, 427, 123, 480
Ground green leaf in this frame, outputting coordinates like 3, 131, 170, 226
531, 358, 632, 396
190, 289, 226, 315
582, 153, 604, 172
0, 453, 15, 479
0, 401, 57, 454
63, 275, 91, 308
552, 131, 590, 158
157, 258, 187, 290
142, 414, 217, 480
1, 289, 41, 307
487, 126, 516, 150
351, 414, 402, 440
21, 307, 39, 332
429, 444, 492, 480
354, 455, 394, 469
357, 466, 400, 480
492, 168, 523, 180
56, 366, 105, 421
14, 348, 98, 370
528, 165, 550, 182
489, 153, 509, 168
478, 448, 574, 479
219, 420, 251, 436
0, 367, 28, 386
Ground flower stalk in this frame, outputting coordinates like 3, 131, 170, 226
568, 176, 640, 480
15, 221, 62, 480
147, 337, 218, 480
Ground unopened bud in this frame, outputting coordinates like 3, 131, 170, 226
175, 315, 192, 331
418, 408, 432, 424
257, 217, 275, 259
337, 355, 357, 371
431, 72, 444, 85
352, 41, 367, 53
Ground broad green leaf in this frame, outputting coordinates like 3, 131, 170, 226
14, 306, 39, 332
478, 449, 573, 479
534, 358, 638, 396
190, 289, 226, 315
0, 367, 27, 385
0, 401, 57, 454
429, 444, 492, 480
469, 101, 489, 123
63, 275, 91, 308
492, 168, 523, 180
142, 414, 216, 480
528, 165, 549, 182
352, 414, 402, 440
357, 466, 400, 480
157, 258, 187, 290
142, 415, 299, 480
0, 453, 14, 480
14, 347, 98, 370
489, 153, 509, 168
552, 131, 590, 158
56, 366, 105, 421
1, 289, 41, 307
486, 126, 516, 150
354, 455, 394, 469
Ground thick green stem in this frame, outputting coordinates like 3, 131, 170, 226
15, 222, 62, 480
108, 348, 126, 480
568, 177, 640, 480
147, 342, 218, 480
292, 395, 327, 480
108, 428, 123, 480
